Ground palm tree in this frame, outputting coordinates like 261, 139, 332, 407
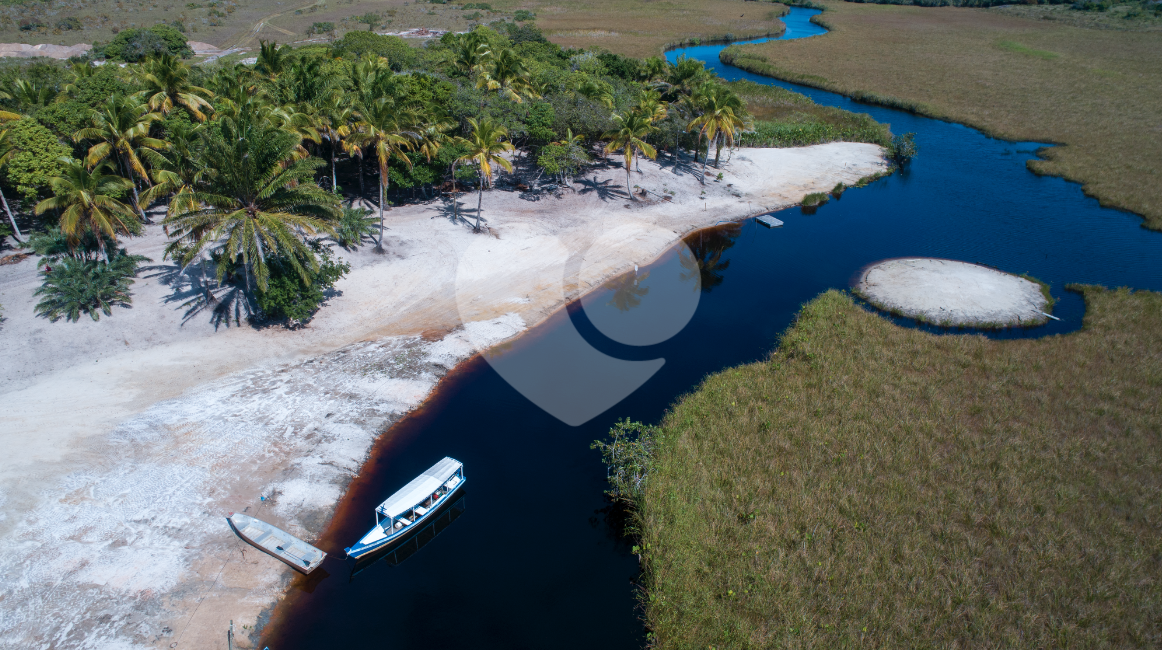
140, 121, 204, 217
348, 97, 416, 250
687, 83, 749, 177
74, 93, 166, 221
476, 48, 539, 103
0, 127, 23, 241
456, 118, 513, 232
452, 31, 491, 77
34, 159, 137, 263
316, 94, 355, 194
570, 76, 614, 109
163, 106, 339, 292
256, 40, 292, 80
1, 78, 56, 110
602, 112, 657, 200
139, 53, 215, 121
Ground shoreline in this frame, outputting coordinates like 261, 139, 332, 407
0, 144, 888, 648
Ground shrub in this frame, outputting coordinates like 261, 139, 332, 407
2, 118, 69, 203
802, 191, 829, 207
34, 252, 148, 322
256, 245, 350, 323
56, 17, 83, 31
513, 9, 535, 21
888, 131, 918, 164
98, 24, 192, 61
591, 418, 660, 504
307, 21, 335, 36
334, 207, 377, 249
333, 31, 418, 69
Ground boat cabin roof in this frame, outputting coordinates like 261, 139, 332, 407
376, 457, 462, 518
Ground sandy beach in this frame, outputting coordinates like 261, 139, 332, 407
0, 144, 886, 649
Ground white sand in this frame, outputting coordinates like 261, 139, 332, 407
0, 144, 886, 648
857, 257, 1050, 326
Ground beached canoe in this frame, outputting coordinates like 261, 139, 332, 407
345, 457, 466, 559
226, 512, 327, 574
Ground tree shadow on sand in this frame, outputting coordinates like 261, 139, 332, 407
576, 175, 629, 202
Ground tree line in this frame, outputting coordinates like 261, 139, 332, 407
0, 25, 757, 323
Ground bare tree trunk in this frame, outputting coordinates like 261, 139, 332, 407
123, 154, 150, 223
0, 186, 22, 242
714, 133, 723, 168
626, 163, 633, 200
331, 141, 338, 194
475, 173, 483, 232
358, 155, 365, 200
376, 181, 385, 251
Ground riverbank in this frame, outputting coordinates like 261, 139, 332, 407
0, 143, 887, 648
635, 286, 1162, 648
720, 0, 1162, 230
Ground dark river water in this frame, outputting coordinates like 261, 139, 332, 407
265, 8, 1162, 648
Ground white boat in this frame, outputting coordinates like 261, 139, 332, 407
345, 457, 466, 559
226, 512, 327, 574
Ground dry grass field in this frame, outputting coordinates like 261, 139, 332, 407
0, 0, 787, 56
639, 287, 1162, 648
728, 1, 1162, 231
506, 0, 788, 59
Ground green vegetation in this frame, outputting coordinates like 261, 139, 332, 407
34, 251, 148, 322
95, 25, 194, 62
599, 287, 1162, 647
726, 80, 891, 148
0, 20, 892, 326
730, 1, 1162, 229
996, 39, 1059, 59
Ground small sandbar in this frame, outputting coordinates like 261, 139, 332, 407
856, 258, 1050, 327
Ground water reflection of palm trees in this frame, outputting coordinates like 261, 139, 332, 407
681, 223, 742, 292
604, 271, 650, 312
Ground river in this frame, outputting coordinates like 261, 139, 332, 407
265, 8, 1162, 648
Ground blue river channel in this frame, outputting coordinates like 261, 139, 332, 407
268, 8, 1161, 648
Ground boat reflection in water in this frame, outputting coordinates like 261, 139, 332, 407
349, 494, 467, 578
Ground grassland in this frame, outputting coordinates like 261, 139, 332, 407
0, 0, 790, 57
725, 1, 1162, 231
636, 286, 1162, 647
727, 79, 891, 147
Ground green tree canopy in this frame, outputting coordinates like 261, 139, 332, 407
2, 118, 69, 202
98, 25, 193, 62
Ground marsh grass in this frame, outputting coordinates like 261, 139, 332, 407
727, 80, 892, 148
995, 39, 1059, 59
514, 0, 791, 58
636, 287, 1162, 648
729, 1, 1162, 230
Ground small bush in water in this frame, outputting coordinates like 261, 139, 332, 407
802, 192, 829, 207
34, 253, 148, 322
889, 132, 918, 165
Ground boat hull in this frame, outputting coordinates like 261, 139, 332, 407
345, 478, 466, 559
227, 513, 327, 574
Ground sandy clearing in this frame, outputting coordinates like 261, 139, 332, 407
0, 143, 886, 648
856, 257, 1050, 327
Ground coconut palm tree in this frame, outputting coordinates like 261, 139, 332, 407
74, 93, 166, 221
570, 76, 614, 109
602, 112, 657, 200
456, 118, 513, 232
34, 159, 137, 263
256, 40, 292, 80
163, 106, 339, 292
348, 97, 416, 250
452, 31, 491, 77
139, 52, 215, 121
140, 121, 205, 217
687, 83, 749, 177
0, 127, 24, 241
1, 78, 56, 110
476, 48, 539, 103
